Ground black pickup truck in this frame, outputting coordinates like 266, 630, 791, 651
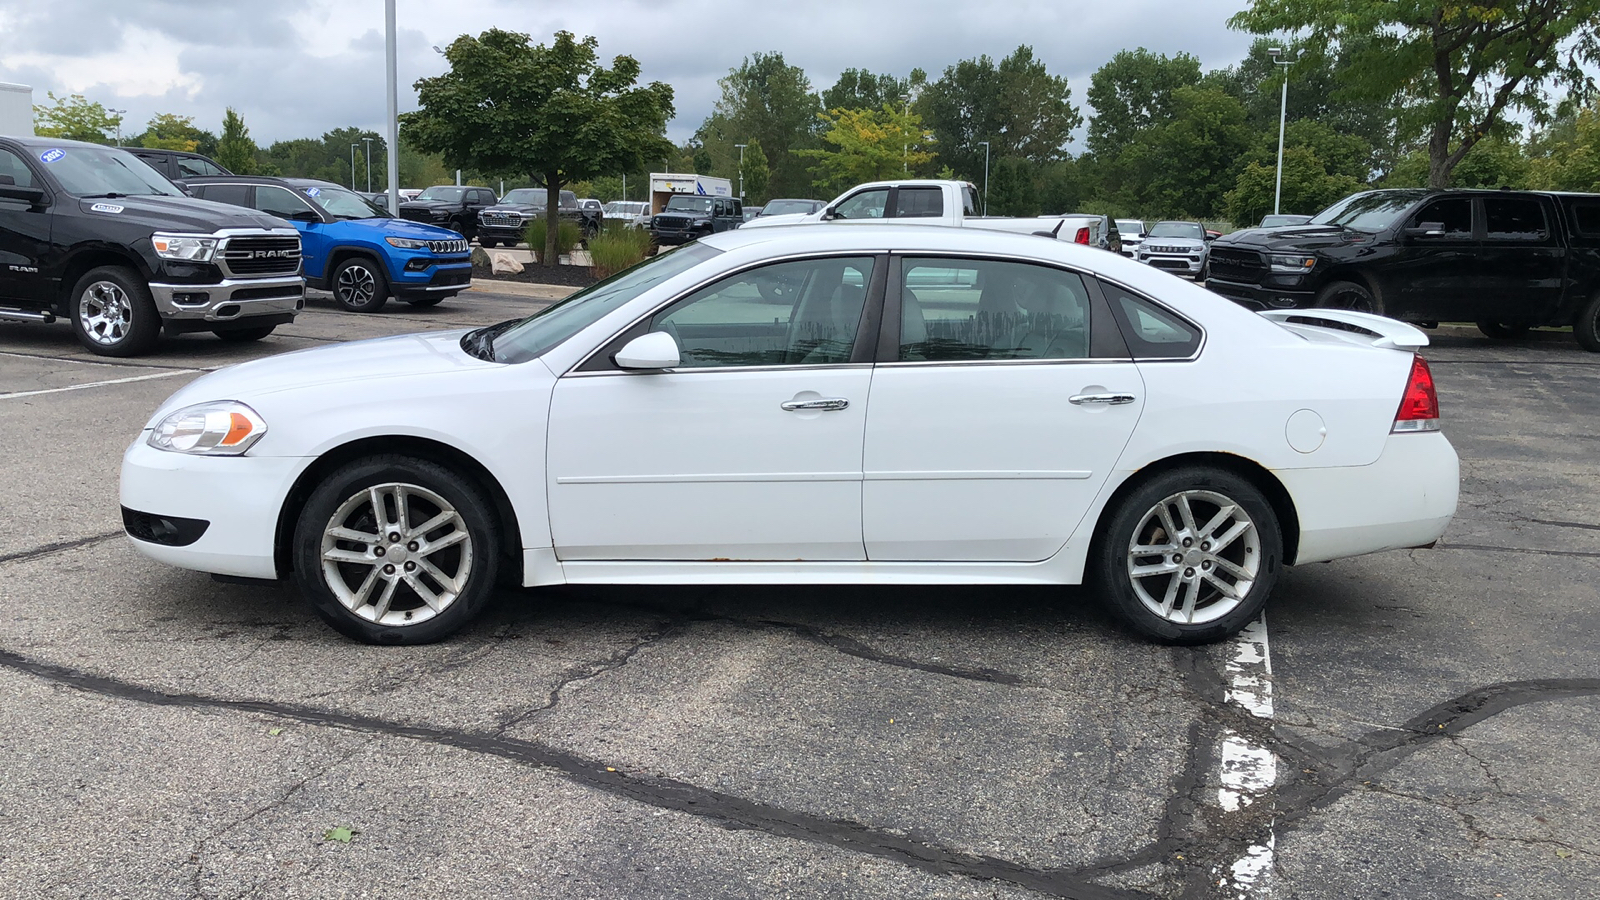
398, 185, 498, 241
1205, 189, 1600, 350
0, 135, 304, 356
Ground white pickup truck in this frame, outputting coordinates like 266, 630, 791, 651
740, 178, 1120, 251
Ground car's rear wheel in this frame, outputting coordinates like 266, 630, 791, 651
1092, 467, 1282, 644
1477, 321, 1530, 340
293, 456, 499, 645
332, 257, 390, 313
1314, 280, 1382, 315
212, 324, 277, 342
70, 266, 161, 357
1574, 294, 1600, 352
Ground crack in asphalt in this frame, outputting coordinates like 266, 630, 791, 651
1436, 541, 1600, 560
0, 531, 125, 566
491, 617, 683, 736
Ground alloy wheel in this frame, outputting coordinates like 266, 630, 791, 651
1125, 489, 1261, 625
78, 280, 134, 346
319, 482, 473, 626
336, 264, 376, 306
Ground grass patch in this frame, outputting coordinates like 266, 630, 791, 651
587, 222, 655, 278
524, 217, 583, 263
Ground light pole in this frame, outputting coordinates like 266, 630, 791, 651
1268, 47, 1298, 216
108, 109, 126, 146
734, 143, 747, 199
362, 136, 375, 193
350, 143, 359, 190
978, 141, 990, 216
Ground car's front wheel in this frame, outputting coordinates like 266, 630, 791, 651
332, 257, 390, 313
292, 456, 499, 644
1314, 280, 1382, 315
70, 266, 161, 357
1092, 467, 1282, 644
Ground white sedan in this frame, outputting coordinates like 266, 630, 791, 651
121, 225, 1458, 645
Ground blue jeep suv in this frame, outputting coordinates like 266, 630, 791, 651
185, 177, 472, 312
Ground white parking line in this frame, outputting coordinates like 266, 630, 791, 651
0, 370, 191, 400
1215, 614, 1277, 897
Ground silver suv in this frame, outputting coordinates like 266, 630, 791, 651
1136, 221, 1209, 279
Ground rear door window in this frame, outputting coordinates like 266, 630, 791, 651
900, 257, 1092, 361
894, 187, 943, 218
1566, 200, 1600, 237
195, 183, 250, 207
1483, 197, 1549, 241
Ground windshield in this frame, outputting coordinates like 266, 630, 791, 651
502, 189, 546, 206
761, 199, 818, 216
1308, 192, 1424, 232
1147, 222, 1204, 239
302, 184, 387, 218
605, 201, 644, 215
38, 146, 182, 198
664, 196, 714, 214
1116, 219, 1146, 234
485, 242, 722, 364
417, 186, 466, 202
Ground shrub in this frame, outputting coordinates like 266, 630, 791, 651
587, 222, 655, 278
523, 217, 582, 262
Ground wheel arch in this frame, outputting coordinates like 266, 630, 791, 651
1087, 451, 1302, 568
1316, 267, 1383, 310
326, 245, 392, 281
273, 435, 524, 585
54, 246, 154, 316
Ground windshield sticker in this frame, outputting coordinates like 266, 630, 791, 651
305, 187, 321, 197
39, 149, 65, 164
90, 202, 124, 214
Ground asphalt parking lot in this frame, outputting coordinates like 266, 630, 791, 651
1, 286, 1596, 900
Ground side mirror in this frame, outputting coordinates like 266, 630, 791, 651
820, 207, 837, 221
0, 183, 46, 205
171, 179, 193, 196
614, 330, 680, 369
1405, 221, 1446, 238
287, 209, 321, 223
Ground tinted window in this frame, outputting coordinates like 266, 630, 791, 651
833, 188, 889, 220
0, 149, 36, 188
1483, 197, 1547, 241
1310, 191, 1426, 232
1409, 198, 1472, 237
762, 199, 819, 216
650, 256, 873, 367
901, 258, 1092, 362
895, 186, 943, 218
417, 186, 465, 201
1572, 200, 1600, 237
196, 183, 249, 207
503, 189, 545, 206
962, 186, 978, 216
304, 185, 385, 219
177, 157, 225, 177
1101, 281, 1201, 359
254, 185, 314, 218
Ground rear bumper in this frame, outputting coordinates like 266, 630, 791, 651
150, 275, 305, 323
1277, 431, 1459, 565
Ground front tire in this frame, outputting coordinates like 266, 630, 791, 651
1092, 467, 1282, 644
1574, 294, 1600, 353
1314, 280, 1382, 315
332, 257, 390, 313
292, 456, 499, 645
1477, 321, 1529, 340
70, 266, 161, 357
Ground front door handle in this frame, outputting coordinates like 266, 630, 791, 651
1069, 392, 1137, 406
781, 398, 849, 412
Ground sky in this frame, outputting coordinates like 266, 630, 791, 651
0, 0, 1259, 146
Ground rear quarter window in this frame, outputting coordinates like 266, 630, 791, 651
1100, 280, 1202, 359
1569, 200, 1600, 237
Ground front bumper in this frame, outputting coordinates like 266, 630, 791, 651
1138, 253, 1205, 276
120, 439, 310, 579
393, 260, 472, 298
1277, 431, 1459, 566
1204, 277, 1315, 311
478, 224, 525, 245
652, 229, 704, 245
150, 275, 305, 323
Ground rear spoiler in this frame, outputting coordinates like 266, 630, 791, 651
1259, 309, 1429, 351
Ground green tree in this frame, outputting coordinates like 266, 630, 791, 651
1120, 85, 1253, 218
918, 45, 1081, 184
215, 108, 259, 174
699, 53, 821, 198
1383, 134, 1531, 187
1225, 146, 1367, 224
1085, 49, 1203, 159
986, 157, 1042, 216
740, 139, 771, 203
821, 68, 916, 113
32, 92, 120, 144
134, 113, 216, 153
1232, 0, 1600, 188
801, 104, 935, 195
1527, 101, 1600, 190
402, 29, 675, 266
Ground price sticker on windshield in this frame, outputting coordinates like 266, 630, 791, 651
305, 187, 321, 197
39, 149, 65, 164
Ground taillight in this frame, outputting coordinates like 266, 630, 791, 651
1392, 354, 1440, 432
1074, 226, 1091, 244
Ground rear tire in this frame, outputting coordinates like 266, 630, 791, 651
213, 324, 276, 342
1477, 321, 1529, 340
70, 266, 161, 357
292, 455, 499, 645
1575, 294, 1600, 353
1314, 280, 1382, 316
332, 257, 390, 313
1091, 466, 1282, 644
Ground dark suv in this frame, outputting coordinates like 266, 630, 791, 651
650, 195, 743, 245
127, 148, 231, 181
477, 188, 602, 247
398, 186, 497, 240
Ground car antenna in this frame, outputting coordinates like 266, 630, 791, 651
1032, 219, 1067, 239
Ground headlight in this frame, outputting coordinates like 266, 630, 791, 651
1269, 253, 1317, 274
385, 236, 430, 250
151, 234, 218, 262
147, 402, 267, 456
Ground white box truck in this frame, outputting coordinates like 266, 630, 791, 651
648, 172, 732, 215
0, 83, 33, 136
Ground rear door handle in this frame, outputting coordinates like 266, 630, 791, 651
1069, 393, 1137, 406
782, 398, 849, 412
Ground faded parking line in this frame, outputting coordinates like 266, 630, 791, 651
1217, 615, 1277, 897
0, 369, 192, 400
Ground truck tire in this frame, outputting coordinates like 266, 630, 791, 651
1575, 294, 1600, 353
70, 266, 161, 357
1314, 280, 1382, 316
213, 324, 277, 342
332, 257, 390, 313
1476, 321, 1529, 340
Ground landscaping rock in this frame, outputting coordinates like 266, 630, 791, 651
491, 251, 525, 276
